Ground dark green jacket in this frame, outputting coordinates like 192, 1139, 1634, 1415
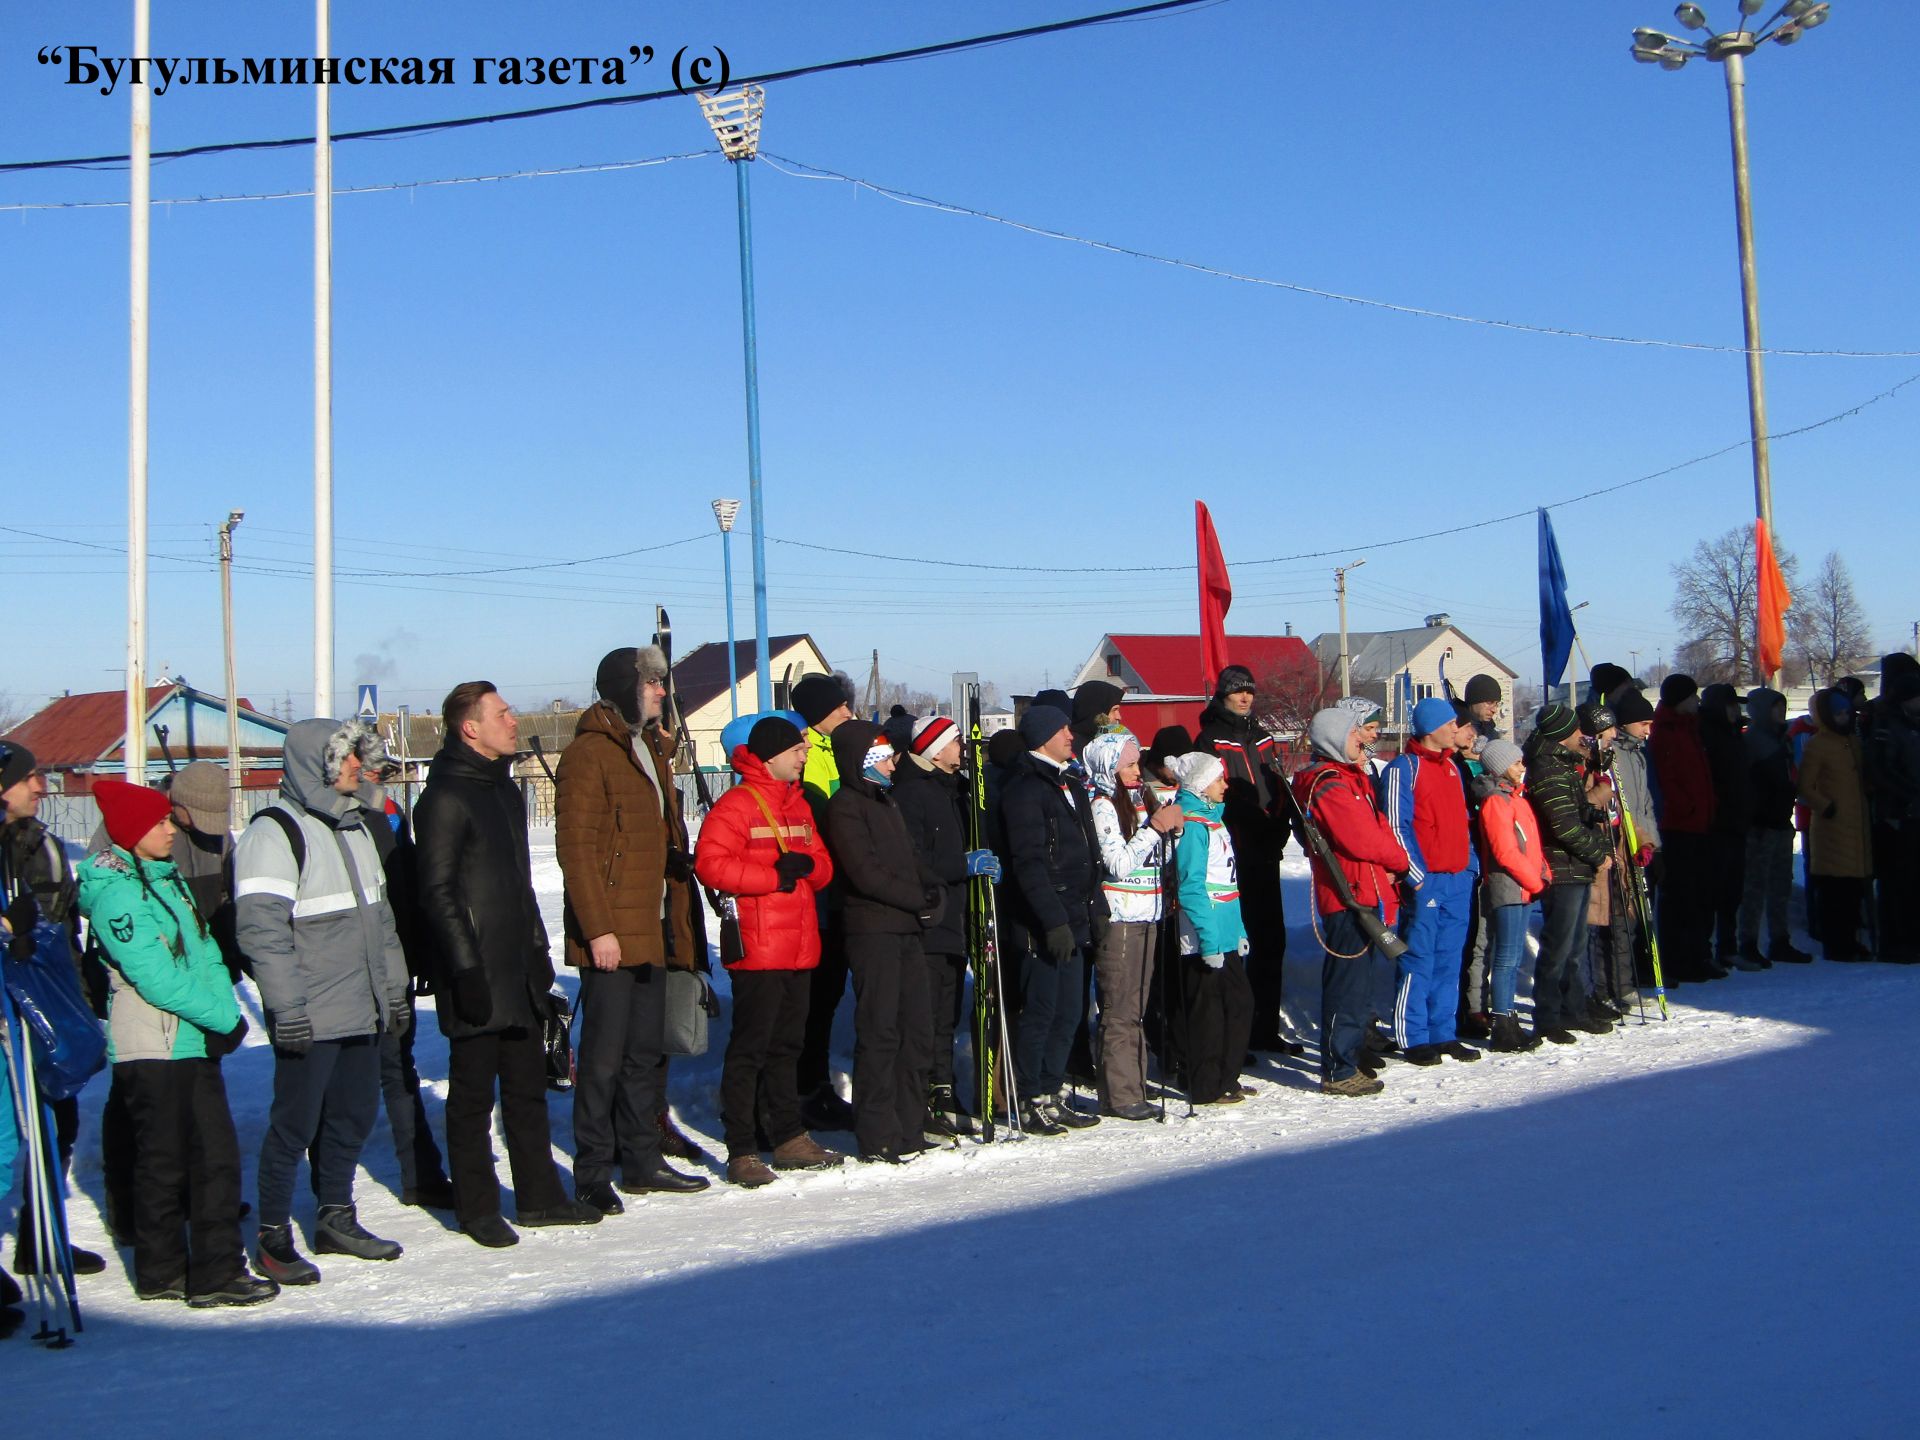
1525, 743, 1611, 885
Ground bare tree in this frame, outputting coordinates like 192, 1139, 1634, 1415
1253, 652, 1334, 741
1789, 551, 1873, 688
0, 691, 33, 736
1669, 525, 1798, 685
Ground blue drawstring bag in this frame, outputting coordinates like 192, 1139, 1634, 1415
3, 921, 107, 1102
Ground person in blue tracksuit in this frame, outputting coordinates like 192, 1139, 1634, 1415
1379, 698, 1482, 1064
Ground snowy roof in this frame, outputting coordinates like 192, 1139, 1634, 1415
2, 682, 284, 771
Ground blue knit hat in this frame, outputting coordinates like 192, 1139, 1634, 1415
1411, 696, 1457, 738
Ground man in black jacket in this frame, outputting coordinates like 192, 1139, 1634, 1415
1000, 705, 1103, 1135
1194, 666, 1297, 1055
824, 721, 941, 1163
892, 715, 1000, 1137
414, 682, 600, 1247
1524, 704, 1616, 1045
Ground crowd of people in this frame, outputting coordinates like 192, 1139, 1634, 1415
2, 644, 1916, 1322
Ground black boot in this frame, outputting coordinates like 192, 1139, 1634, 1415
187, 1268, 280, 1309
619, 1163, 711, 1195
256, 1223, 321, 1285
313, 1203, 403, 1261
576, 1180, 625, 1216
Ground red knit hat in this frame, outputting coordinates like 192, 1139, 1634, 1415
93, 778, 173, 853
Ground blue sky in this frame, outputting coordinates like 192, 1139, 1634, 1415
3, 0, 1914, 720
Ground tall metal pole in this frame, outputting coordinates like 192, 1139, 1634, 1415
126, 0, 151, 782
1722, 50, 1779, 685
723, 527, 739, 720
732, 158, 772, 711
313, 0, 335, 719
220, 514, 243, 830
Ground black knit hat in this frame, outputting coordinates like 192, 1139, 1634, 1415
1073, 680, 1125, 726
986, 729, 1024, 769
791, 673, 848, 728
1534, 703, 1579, 743
1577, 702, 1616, 737
1590, 663, 1633, 700
1033, 688, 1072, 716
1463, 673, 1501, 706
0, 740, 36, 793
1214, 665, 1257, 698
1660, 673, 1699, 707
746, 715, 805, 762
1612, 688, 1654, 725
1142, 725, 1192, 772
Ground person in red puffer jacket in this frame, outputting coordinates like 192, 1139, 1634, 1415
695, 716, 842, 1187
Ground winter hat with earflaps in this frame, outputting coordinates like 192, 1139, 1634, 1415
595, 646, 669, 728
93, 778, 173, 853
321, 719, 377, 786
1168, 751, 1225, 797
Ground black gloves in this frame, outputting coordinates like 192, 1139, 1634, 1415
1044, 925, 1075, 965
206, 1017, 249, 1059
664, 848, 694, 882
452, 969, 494, 1027
773, 852, 816, 892
388, 990, 413, 1036
5, 894, 38, 958
271, 1013, 313, 1058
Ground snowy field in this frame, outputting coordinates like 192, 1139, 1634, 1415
9, 830, 1917, 1437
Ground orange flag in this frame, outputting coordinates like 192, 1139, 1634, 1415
1756, 518, 1791, 678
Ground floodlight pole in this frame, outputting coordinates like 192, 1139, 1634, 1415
1721, 49, 1774, 545
713, 499, 742, 720
220, 511, 244, 830
313, 0, 335, 720
700, 87, 773, 712
127, 0, 151, 783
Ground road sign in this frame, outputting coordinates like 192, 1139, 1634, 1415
356, 684, 379, 720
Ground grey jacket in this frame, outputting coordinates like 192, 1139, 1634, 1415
1612, 732, 1662, 853
233, 719, 408, 1041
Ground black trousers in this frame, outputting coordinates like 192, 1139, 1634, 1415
257, 1035, 380, 1229
1180, 952, 1253, 1103
116, 1059, 244, 1296
1236, 846, 1289, 1044
925, 949, 966, 1092
846, 931, 934, 1155
447, 1026, 567, 1224
798, 919, 848, 1097
571, 965, 668, 1185
721, 968, 810, 1158
1708, 829, 1746, 958
1814, 876, 1867, 960
1658, 833, 1715, 978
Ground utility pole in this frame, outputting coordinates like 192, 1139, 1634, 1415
126, 0, 152, 783
218, 510, 245, 831
865, 649, 881, 720
1334, 558, 1366, 698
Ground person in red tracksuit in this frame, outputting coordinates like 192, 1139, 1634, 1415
694, 716, 844, 1188
1650, 674, 1721, 982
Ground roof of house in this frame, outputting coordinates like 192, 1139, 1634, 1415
1103, 634, 1318, 696
673, 634, 814, 716
1308, 625, 1519, 683
3, 683, 285, 770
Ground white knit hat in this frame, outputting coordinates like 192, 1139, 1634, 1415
1168, 751, 1225, 795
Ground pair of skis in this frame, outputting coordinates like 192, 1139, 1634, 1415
1603, 759, 1669, 1020
964, 686, 1021, 1141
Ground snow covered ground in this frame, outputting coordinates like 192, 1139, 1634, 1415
9, 832, 1917, 1437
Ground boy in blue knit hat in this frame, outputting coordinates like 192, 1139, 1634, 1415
1379, 698, 1482, 1064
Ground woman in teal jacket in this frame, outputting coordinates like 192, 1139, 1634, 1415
1169, 753, 1255, 1104
77, 780, 273, 1308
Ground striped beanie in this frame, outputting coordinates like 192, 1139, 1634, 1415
910, 715, 959, 758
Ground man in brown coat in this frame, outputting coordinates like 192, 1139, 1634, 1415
555, 646, 710, 1211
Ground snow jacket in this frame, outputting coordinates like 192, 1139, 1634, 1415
1084, 736, 1167, 924
826, 721, 941, 938
1869, 706, 1920, 825
1293, 759, 1409, 928
1193, 700, 1290, 860
999, 746, 1106, 949
413, 736, 555, 1039
1700, 685, 1751, 835
1525, 742, 1613, 885
802, 725, 841, 814
234, 719, 408, 1042
1800, 694, 1872, 878
1471, 773, 1552, 907
1173, 791, 1245, 959
695, 748, 834, 970
554, 701, 698, 972
1380, 740, 1474, 887
889, 755, 970, 956
1743, 689, 1798, 831
1612, 731, 1662, 852
79, 847, 240, 1063
1650, 704, 1715, 835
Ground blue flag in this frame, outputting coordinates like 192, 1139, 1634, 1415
1538, 508, 1575, 690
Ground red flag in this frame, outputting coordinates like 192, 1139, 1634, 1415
1755, 518, 1791, 679
1196, 501, 1232, 692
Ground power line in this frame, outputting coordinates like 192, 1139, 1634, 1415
0, 1, 1218, 175
758, 154, 1920, 362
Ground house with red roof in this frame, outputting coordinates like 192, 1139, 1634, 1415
2, 680, 291, 793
